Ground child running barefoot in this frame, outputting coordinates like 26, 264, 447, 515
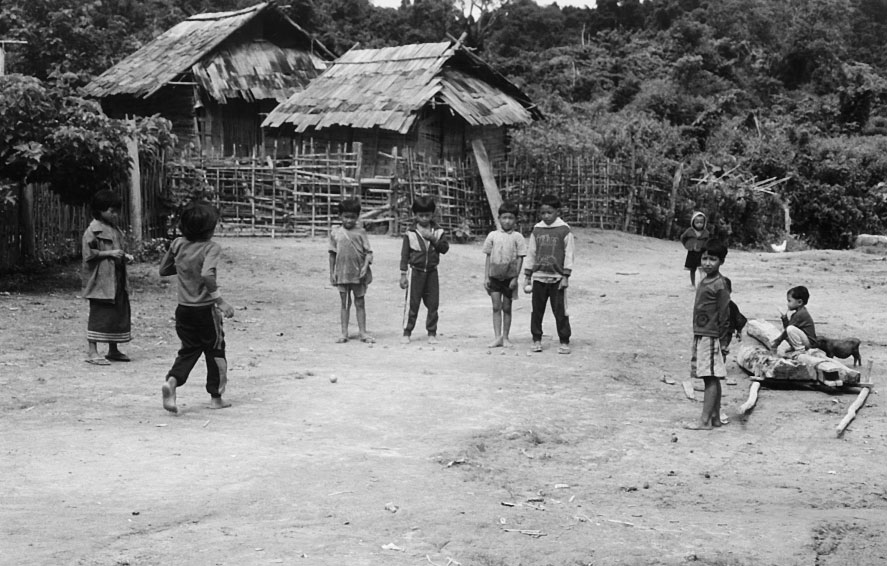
686, 240, 732, 430
329, 198, 374, 343
680, 212, 710, 287
482, 202, 526, 347
159, 202, 235, 413
82, 190, 133, 365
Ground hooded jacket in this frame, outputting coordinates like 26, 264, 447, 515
680, 212, 710, 252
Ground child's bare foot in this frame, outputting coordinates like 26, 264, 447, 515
683, 421, 713, 430
210, 397, 232, 409
427, 335, 438, 345
359, 334, 375, 343
335, 336, 349, 343
400, 335, 411, 344
488, 336, 504, 348
162, 379, 178, 414
502, 338, 514, 348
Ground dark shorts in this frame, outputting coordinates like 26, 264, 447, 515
685, 250, 702, 270
488, 276, 516, 299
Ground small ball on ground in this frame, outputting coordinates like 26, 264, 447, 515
329, 376, 338, 383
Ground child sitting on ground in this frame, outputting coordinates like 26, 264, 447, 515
482, 201, 527, 348
680, 212, 710, 287
770, 286, 817, 356
523, 193, 574, 354
329, 198, 374, 343
82, 189, 133, 365
159, 202, 235, 413
399, 195, 449, 344
686, 240, 732, 431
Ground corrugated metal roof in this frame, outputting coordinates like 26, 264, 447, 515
262, 42, 537, 134
83, 3, 329, 102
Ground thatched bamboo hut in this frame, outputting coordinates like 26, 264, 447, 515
84, 2, 334, 156
262, 40, 541, 176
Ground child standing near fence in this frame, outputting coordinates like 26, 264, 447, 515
159, 202, 235, 413
399, 195, 449, 344
680, 212, 710, 287
523, 194, 574, 354
686, 240, 731, 430
483, 202, 526, 348
82, 189, 133, 365
329, 198, 374, 343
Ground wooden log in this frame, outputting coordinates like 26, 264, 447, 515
738, 381, 760, 414
746, 319, 782, 348
793, 353, 860, 386
735, 342, 808, 381
836, 386, 871, 436
471, 138, 503, 231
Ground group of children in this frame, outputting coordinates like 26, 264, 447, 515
331, 193, 574, 352
682, 213, 818, 430
81, 189, 819, 427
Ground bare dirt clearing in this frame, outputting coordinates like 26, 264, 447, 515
3, 229, 887, 566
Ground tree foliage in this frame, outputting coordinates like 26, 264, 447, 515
5, 0, 887, 246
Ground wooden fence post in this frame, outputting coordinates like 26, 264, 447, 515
19, 183, 36, 260
664, 162, 683, 239
125, 130, 143, 245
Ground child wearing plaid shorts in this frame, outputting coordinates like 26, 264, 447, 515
686, 240, 731, 430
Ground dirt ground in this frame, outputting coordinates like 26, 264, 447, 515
3, 228, 887, 566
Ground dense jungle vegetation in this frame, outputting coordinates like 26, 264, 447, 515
3, 0, 887, 247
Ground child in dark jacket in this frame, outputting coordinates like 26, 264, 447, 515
399, 195, 449, 344
680, 211, 710, 287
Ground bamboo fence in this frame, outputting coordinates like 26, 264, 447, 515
1, 144, 692, 272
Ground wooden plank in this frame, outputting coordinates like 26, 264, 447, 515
681, 380, 696, 401
471, 137, 502, 231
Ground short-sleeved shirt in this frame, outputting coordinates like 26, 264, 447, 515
160, 238, 223, 307
482, 229, 527, 279
329, 226, 372, 285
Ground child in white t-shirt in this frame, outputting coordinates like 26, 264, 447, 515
482, 202, 527, 348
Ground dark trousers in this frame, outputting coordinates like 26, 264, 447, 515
168, 305, 226, 397
404, 269, 439, 336
531, 281, 571, 343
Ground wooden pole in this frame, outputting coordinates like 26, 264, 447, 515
738, 382, 761, 414
125, 128, 143, 244
470, 137, 503, 230
19, 183, 36, 260
836, 386, 871, 436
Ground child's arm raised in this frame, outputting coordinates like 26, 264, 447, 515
158, 240, 177, 276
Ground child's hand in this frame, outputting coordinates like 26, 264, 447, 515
330, 274, 337, 286
484, 278, 491, 291
399, 273, 409, 290
509, 277, 518, 290
359, 264, 368, 279
106, 249, 125, 260
125, 253, 135, 263
217, 300, 235, 318
559, 276, 569, 289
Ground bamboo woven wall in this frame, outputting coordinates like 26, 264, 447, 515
0, 184, 91, 272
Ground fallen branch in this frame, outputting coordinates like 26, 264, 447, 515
738, 381, 760, 415
503, 528, 546, 537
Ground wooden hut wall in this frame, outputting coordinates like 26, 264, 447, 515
467, 125, 507, 162
203, 100, 275, 156
415, 110, 443, 160
102, 87, 197, 150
